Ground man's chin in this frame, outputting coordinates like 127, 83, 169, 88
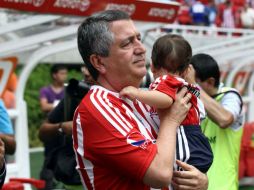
138, 69, 147, 78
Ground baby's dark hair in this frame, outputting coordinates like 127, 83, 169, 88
151, 34, 192, 74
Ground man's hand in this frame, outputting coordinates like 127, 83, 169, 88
60, 121, 73, 135
0, 139, 5, 169
172, 160, 208, 190
158, 87, 191, 126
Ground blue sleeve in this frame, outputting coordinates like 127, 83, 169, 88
0, 100, 14, 134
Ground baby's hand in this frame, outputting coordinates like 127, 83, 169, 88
120, 86, 139, 101
184, 65, 196, 84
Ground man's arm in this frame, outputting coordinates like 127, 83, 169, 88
0, 101, 16, 154
0, 134, 16, 154
39, 99, 73, 142
143, 87, 192, 188
200, 89, 234, 128
39, 121, 73, 142
40, 98, 54, 112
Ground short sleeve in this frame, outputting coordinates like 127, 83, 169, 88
0, 100, 14, 134
150, 76, 181, 101
221, 92, 242, 120
39, 87, 47, 99
221, 92, 243, 130
74, 92, 157, 181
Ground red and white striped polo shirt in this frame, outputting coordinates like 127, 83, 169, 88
73, 85, 168, 190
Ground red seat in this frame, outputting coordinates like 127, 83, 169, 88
2, 178, 45, 190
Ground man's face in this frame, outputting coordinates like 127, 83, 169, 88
53, 69, 68, 84
196, 78, 213, 95
99, 20, 147, 91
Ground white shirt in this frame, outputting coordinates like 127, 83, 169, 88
241, 8, 254, 28
218, 84, 244, 130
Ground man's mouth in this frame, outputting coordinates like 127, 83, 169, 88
133, 59, 145, 64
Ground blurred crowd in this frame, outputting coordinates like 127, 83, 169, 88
1, 0, 254, 30
175, 0, 254, 29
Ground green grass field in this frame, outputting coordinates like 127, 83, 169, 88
30, 150, 65, 189
30, 150, 44, 180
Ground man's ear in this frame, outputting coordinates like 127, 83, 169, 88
90, 54, 106, 74
52, 73, 57, 80
207, 77, 216, 87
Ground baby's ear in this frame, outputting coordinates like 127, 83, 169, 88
150, 62, 155, 72
180, 66, 189, 78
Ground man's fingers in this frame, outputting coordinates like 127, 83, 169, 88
172, 183, 196, 190
176, 160, 194, 171
173, 160, 208, 190
173, 160, 195, 179
177, 87, 188, 97
183, 93, 192, 104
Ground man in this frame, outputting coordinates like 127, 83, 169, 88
39, 64, 67, 113
39, 66, 91, 190
73, 10, 208, 190
0, 99, 16, 155
240, 3, 254, 29
39, 64, 68, 190
0, 99, 15, 188
191, 53, 244, 190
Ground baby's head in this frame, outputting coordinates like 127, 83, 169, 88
151, 34, 192, 78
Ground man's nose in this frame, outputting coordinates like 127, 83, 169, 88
134, 39, 146, 54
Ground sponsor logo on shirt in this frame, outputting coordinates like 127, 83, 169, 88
127, 131, 150, 149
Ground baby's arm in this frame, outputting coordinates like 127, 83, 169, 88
120, 86, 173, 109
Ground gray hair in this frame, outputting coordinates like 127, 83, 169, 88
77, 10, 130, 80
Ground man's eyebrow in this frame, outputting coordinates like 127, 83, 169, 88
120, 35, 134, 45
121, 33, 141, 44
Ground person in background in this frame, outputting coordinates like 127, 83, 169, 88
39, 64, 68, 190
39, 65, 92, 190
120, 34, 213, 174
190, 53, 243, 190
190, 0, 210, 26
74, 9, 208, 190
240, 3, 254, 29
39, 64, 67, 113
177, 0, 193, 25
0, 99, 16, 155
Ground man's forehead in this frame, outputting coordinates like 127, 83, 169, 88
110, 19, 139, 35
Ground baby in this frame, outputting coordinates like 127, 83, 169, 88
120, 34, 213, 173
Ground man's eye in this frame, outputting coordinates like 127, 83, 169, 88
122, 40, 131, 47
